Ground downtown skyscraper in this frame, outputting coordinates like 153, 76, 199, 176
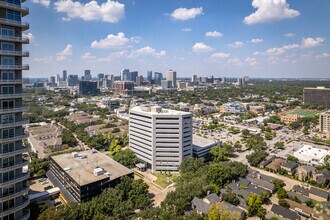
0, 0, 30, 219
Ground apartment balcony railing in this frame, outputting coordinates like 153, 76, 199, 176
0, 79, 23, 84
0, 199, 30, 218
0, 18, 29, 30
0, 133, 28, 144
20, 210, 30, 220
0, 64, 29, 70
0, 50, 29, 57
0, 185, 29, 202
0, 107, 29, 114
0, 147, 28, 158
0, 172, 29, 187
0, 119, 29, 129
0, 35, 29, 43
0, 93, 26, 99
0, 159, 29, 172
0, 1, 29, 16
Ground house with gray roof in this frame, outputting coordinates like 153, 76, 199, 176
270, 204, 300, 220
280, 161, 299, 175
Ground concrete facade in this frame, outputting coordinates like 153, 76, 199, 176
129, 105, 192, 172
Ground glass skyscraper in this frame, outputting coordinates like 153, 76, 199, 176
0, 0, 30, 219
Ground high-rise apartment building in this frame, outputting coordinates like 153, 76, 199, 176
166, 70, 177, 88
320, 111, 330, 134
129, 106, 192, 172
154, 72, 162, 85
79, 81, 99, 96
0, 1, 30, 219
84, 70, 91, 80
147, 71, 153, 82
120, 69, 129, 81
62, 70, 67, 81
55, 74, 60, 85
67, 75, 79, 86
303, 87, 330, 106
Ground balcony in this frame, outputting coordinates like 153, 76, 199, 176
0, 93, 26, 99
0, 133, 28, 144
0, 185, 29, 202
0, 35, 29, 43
0, 1, 29, 16
0, 147, 28, 158
0, 79, 23, 84
0, 172, 29, 187
0, 159, 29, 172
20, 210, 30, 220
0, 119, 29, 129
0, 18, 29, 30
0, 64, 29, 70
0, 107, 29, 114
0, 50, 29, 57
0, 199, 30, 218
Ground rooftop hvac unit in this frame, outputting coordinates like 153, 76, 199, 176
94, 167, 103, 176
72, 152, 78, 158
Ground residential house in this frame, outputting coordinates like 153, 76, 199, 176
296, 165, 316, 181
313, 169, 330, 187
269, 204, 300, 220
280, 161, 299, 175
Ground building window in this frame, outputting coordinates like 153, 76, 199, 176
1, 71, 15, 80
2, 128, 15, 138
2, 142, 15, 153
1, 42, 14, 51
2, 86, 15, 94
1, 27, 14, 36
2, 100, 15, 109
1, 114, 15, 123
6, 10, 21, 22
1, 57, 15, 65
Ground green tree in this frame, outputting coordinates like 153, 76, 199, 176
208, 202, 242, 220
279, 199, 290, 208
287, 155, 299, 163
222, 193, 239, 205
246, 193, 265, 218
277, 188, 288, 199
179, 157, 205, 174
241, 129, 250, 137
272, 179, 285, 191
246, 150, 269, 167
274, 141, 285, 149
113, 149, 138, 168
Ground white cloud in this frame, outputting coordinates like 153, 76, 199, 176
170, 7, 203, 21
91, 32, 132, 49
210, 53, 230, 59
56, 44, 73, 61
54, 0, 125, 23
33, 56, 52, 62
205, 31, 223, 38
192, 42, 214, 52
301, 37, 325, 48
316, 53, 330, 58
284, 32, 296, 37
250, 38, 263, 43
130, 46, 166, 58
266, 44, 299, 55
244, 0, 300, 25
228, 41, 244, 48
267, 37, 325, 55
246, 57, 257, 66
31, 0, 50, 7
82, 52, 96, 60
227, 58, 242, 66
23, 33, 35, 43
182, 27, 191, 32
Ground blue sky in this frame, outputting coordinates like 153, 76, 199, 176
25, 0, 330, 78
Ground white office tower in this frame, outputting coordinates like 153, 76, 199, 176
191, 74, 197, 82
129, 106, 192, 172
166, 70, 177, 88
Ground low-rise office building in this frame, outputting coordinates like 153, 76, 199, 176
192, 135, 220, 158
48, 149, 133, 203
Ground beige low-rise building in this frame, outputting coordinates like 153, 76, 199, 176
27, 123, 62, 158
296, 165, 316, 181
280, 114, 302, 124
66, 112, 101, 125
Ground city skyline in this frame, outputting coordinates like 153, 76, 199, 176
26, 0, 330, 78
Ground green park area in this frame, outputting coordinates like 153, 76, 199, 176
286, 109, 318, 117
154, 173, 180, 188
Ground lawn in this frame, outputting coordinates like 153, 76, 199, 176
154, 173, 180, 189
286, 109, 318, 117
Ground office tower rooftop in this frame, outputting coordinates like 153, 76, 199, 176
0, 0, 30, 219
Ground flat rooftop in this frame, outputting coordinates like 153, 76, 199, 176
293, 144, 329, 164
304, 87, 330, 90
51, 150, 133, 186
193, 135, 219, 148
130, 105, 191, 116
